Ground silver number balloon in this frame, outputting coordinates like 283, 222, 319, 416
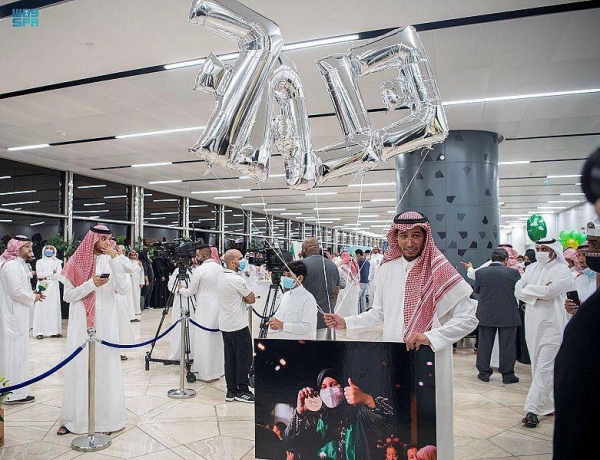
188, 0, 283, 181
351, 26, 448, 160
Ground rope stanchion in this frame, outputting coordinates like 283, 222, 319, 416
100, 317, 182, 349
189, 318, 220, 333
0, 344, 86, 395
168, 310, 196, 400
251, 307, 276, 321
72, 328, 111, 452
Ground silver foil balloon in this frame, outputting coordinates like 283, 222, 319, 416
351, 26, 448, 160
262, 64, 322, 190
188, 0, 284, 181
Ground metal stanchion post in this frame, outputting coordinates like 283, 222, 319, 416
72, 328, 112, 452
168, 310, 196, 399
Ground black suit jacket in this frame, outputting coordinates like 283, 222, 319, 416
473, 263, 522, 327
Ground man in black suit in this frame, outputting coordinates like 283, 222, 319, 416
473, 248, 522, 384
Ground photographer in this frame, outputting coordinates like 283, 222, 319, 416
218, 249, 256, 403
178, 246, 225, 381
267, 260, 318, 340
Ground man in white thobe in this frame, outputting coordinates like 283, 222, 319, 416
366, 246, 383, 309
57, 225, 128, 435
324, 211, 478, 460
515, 237, 573, 429
33, 245, 63, 339
117, 245, 137, 322
179, 246, 224, 380
0, 236, 44, 404
128, 250, 144, 316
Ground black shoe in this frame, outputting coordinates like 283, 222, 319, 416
522, 412, 539, 428
4, 395, 35, 405
503, 376, 520, 384
477, 374, 490, 382
225, 391, 235, 402
234, 391, 255, 403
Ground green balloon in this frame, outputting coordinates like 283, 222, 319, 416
559, 230, 570, 241
527, 214, 548, 242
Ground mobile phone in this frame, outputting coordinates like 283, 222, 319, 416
566, 290, 580, 306
99, 273, 110, 279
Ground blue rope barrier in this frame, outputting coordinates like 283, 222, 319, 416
0, 344, 86, 395
189, 318, 219, 332
100, 317, 182, 349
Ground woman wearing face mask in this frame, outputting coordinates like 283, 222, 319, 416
524, 249, 537, 268
32, 245, 63, 339
284, 368, 394, 460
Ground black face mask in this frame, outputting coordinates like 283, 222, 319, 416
585, 254, 600, 273
524, 261, 531, 266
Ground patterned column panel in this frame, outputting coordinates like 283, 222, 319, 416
395, 130, 500, 279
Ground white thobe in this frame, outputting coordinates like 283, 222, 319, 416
167, 268, 196, 361
334, 267, 360, 318
515, 260, 573, 416
573, 272, 596, 304
271, 285, 318, 340
367, 253, 383, 306
0, 256, 6, 378
466, 260, 492, 281
344, 256, 478, 460
33, 256, 63, 337
59, 255, 128, 434
118, 255, 136, 320
180, 260, 224, 380
130, 261, 143, 315
0, 258, 36, 401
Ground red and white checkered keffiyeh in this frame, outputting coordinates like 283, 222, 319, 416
0, 236, 30, 268
210, 247, 221, 264
340, 250, 360, 285
381, 211, 463, 341
61, 225, 111, 328
498, 244, 524, 274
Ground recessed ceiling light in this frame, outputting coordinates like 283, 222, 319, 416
193, 189, 251, 194
1, 200, 40, 206
241, 203, 266, 207
305, 192, 338, 196
104, 195, 127, 199
116, 126, 203, 139
7, 143, 50, 151
560, 192, 585, 196
213, 196, 243, 200
0, 190, 36, 196
537, 206, 566, 209
444, 88, 600, 106
77, 184, 106, 189
547, 200, 580, 203
148, 180, 182, 184
0, 176, 11, 180
83, 202, 106, 206
546, 174, 580, 179
29, 221, 46, 226
264, 208, 286, 211
314, 206, 362, 211
132, 162, 173, 168
153, 199, 178, 202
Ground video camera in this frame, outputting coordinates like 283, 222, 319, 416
262, 246, 293, 285
161, 238, 204, 273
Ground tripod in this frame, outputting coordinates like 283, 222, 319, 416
145, 265, 197, 383
258, 274, 284, 339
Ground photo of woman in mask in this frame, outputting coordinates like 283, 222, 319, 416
284, 368, 394, 459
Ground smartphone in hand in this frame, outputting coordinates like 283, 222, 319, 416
566, 290, 580, 306
99, 273, 110, 279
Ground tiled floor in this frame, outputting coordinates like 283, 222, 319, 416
0, 310, 553, 459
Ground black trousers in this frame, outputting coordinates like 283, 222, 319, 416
222, 327, 252, 393
476, 325, 518, 378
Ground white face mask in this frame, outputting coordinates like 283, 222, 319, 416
536, 251, 552, 265
319, 386, 344, 409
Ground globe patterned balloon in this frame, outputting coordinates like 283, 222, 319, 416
527, 214, 548, 242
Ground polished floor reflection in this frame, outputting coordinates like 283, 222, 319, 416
0, 309, 553, 459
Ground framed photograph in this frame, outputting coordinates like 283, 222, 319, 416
254, 339, 437, 460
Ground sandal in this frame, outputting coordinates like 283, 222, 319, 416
522, 412, 539, 428
120, 355, 128, 361
102, 432, 112, 436
36, 335, 43, 340
57, 425, 71, 436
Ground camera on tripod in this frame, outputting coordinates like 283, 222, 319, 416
162, 238, 204, 274
262, 246, 293, 285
